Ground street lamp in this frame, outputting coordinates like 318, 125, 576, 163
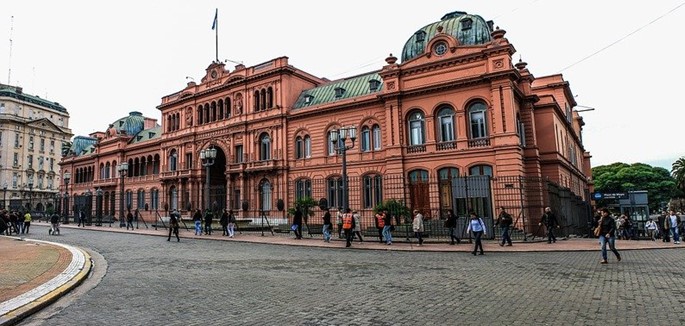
200, 146, 217, 211
27, 176, 34, 214
2, 182, 7, 210
95, 187, 103, 226
63, 171, 71, 223
118, 162, 129, 227
330, 126, 357, 211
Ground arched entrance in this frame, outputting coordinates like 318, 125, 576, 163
207, 146, 227, 212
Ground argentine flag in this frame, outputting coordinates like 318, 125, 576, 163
212, 9, 218, 30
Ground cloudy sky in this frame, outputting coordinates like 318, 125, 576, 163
2, 0, 683, 169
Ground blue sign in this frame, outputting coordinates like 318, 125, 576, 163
592, 192, 603, 200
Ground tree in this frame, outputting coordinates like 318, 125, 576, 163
592, 162, 677, 211
671, 157, 685, 192
373, 199, 411, 225
287, 197, 318, 224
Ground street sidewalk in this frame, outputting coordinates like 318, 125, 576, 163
0, 222, 681, 324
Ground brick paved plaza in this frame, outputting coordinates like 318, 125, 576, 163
14, 225, 685, 325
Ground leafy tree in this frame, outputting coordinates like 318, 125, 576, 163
373, 199, 411, 224
287, 197, 318, 224
592, 162, 677, 211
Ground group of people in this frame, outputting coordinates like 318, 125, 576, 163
190, 208, 237, 238
0, 209, 32, 235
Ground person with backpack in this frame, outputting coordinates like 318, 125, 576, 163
374, 210, 386, 243
168, 209, 180, 242
342, 208, 355, 247
49, 212, 60, 235
496, 207, 513, 246
466, 211, 486, 256
539, 207, 560, 244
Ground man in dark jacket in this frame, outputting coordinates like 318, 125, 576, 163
445, 210, 461, 245
539, 207, 560, 244
203, 209, 213, 235
292, 206, 303, 239
496, 207, 513, 246
658, 211, 669, 242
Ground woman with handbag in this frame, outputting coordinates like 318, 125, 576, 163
596, 208, 621, 264
466, 211, 486, 255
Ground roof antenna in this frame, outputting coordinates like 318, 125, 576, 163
8, 15, 14, 85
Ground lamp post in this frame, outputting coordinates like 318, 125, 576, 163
63, 172, 71, 224
95, 187, 103, 226
200, 146, 217, 211
27, 177, 34, 214
2, 182, 7, 210
330, 126, 357, 212
118, 162, 129, 227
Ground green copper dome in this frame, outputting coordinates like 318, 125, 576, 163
112, 111, 145, 136
401, 11, 493, 62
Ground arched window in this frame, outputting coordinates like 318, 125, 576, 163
169, 186, 177, 211
126, 190, 133, 210
360, 126, 370, 152
295, 178, 312, 200
197, 105, 204, 125
105, 162, 111, 179
260, 180, 272, 211
327, 177, 343, 209
408, 111, 425, 145
409, 169, 429, 183
439, 167, 460, 180
372, 125, 382, 150
127, 159, 134, 177
168, 149, 177, 171
260, 89, 267, 110
363, 174, 383, 209
100, 163, 105, 179
259, 133, 271, 161
111, 160, 117, 178
327, 131, 337, 156
304, 135, 311, 158
150, 188, 159, 210
218, 99, 224, 120
137, 189, 145, 209
153, 155, 160, 174
225, 97, 232, 118
295, 136, 303, 159
469, 164, 493, 176
211, 102, 217, 121
437, 106, 455, 142
253, 91, 259, 111
204, 104, 210, 124
468, 102, 488, 139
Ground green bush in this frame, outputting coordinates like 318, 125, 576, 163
373, 199, 412, 224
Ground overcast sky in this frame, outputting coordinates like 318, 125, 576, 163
2, 0, 683, 170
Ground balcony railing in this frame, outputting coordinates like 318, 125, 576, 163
436, 141, 456, 151
406, 145, 426, 154
468, 137, 490, 148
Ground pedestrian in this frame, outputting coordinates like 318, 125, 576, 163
496, 207, 513, 246
49, 212, 60, 235
126, 209, 135, 230
168, 209, 180, 242
412, 209, 424, 246
204, 209, 213, 235
336, 208, 344, 239
227, 210, 236, 238
352, 210, 363, 242
292, 206, 303, 239
466, 211, 486, 255
382, 209, 393, 245
9, 211, 19, 235
23, 210, 32, 234
595, 208, 621, 264
193, 209, 202, 235
0, 211, 8, 235
342, 208, 355, 247
645, 217, 657, 241
445, 209, 461, 245
78, 209, 86, 227
668, 210, 680, 244
220, 209, 229, 236
322, 208, 332, 242
134, 209, 140, 229
374, 210, 386, 243
539, 207, 560, 243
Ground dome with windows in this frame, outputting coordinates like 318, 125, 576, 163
401, 11, 493, 62
111, 111, 145, 136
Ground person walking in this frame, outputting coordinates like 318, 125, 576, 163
382, 209, 393, 245
445, 210, 461, 245
168, 209, 180, 242
193, 209, 202, 235
342, 208, 355, 247
126, 209, 135, 230
336, 208, 344, 239
204, 209, 213, 235
496, 207, 513, 246
668, 210, 680, 244
352, 210, 363, 242
595, 208, 621, 264
220, 209, 229, 236
0, 211, 7, 236
539, 207, 560, 243
49, 212, 60, 235
374, 210, 386, 243
78, 209, 86, 227
658, 211, 669, 242
292, 206, 303, 240
23, 210, 32, 234
645, 217, 657, 241
134, 209, 140, 229
322, 208, 332, 243
412, 209, 424, 246
227, 210, 236, 238
466, 211, 486, 255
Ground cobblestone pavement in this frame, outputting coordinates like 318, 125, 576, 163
17, 225, 685, 326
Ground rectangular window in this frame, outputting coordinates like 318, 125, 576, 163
328, 132, 336, 156
12, 173, 18, 187
470, 111, 487, 138
440, 116, 455, 142
304, 137, 311, 158
235, 145, 243, 163
0, 131, 2, 146
361, 129, 370, 152
40, 138, 45, 152
151, 189, 159, 210
13, 153, 18, 166
373, 126, 381, 150
296, 179, 312, 200
137, 191, 146, 209
362, 175, 383, 209
50, 140, 55, 152
410, 121, 423, 145
126, 191, 133, 210
327, 178, 342, 208
14, 133, 19, 148
27, 154, 33, 169
50, 157, 54, 171
28, 136, 34, 150
233, 189, 241, 210
185, 153, 193, 169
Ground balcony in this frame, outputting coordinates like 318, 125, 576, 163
406, 145, 426, 154
246, 159, 279, 172
436, 141, 456, 151
468, 137, 490, 148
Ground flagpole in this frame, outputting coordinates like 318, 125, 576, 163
215, 10, 219, 63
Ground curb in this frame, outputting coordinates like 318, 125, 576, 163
0, 239, 93, 326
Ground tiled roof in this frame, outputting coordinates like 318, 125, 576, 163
0, 83, 68, 113
130, 126, 162, 144
293, 72, 383, 109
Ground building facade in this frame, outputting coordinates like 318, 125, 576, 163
0, 83, 72, 212
59, 11, 593, 233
